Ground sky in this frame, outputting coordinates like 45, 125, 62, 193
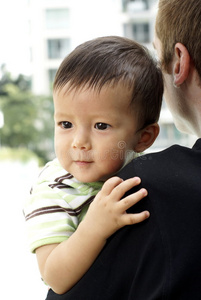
0, 0, 30, 76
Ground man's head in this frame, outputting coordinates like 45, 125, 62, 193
155, 0, 201, 78
155, 0, 201, 137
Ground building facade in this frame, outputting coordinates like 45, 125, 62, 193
27, 0, 123, 95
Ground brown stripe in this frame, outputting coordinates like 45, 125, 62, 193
25, 196, 95, 222
55, 173, 73, 183
49, 173, 74, 189
25, 205, 78, 221
48, 183, 73, 189
73, 196, 95, 214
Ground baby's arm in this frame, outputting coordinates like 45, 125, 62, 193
36, 176, 149, 294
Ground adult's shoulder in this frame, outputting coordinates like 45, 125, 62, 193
118, 141, 200, 181
118, 144, 179, 180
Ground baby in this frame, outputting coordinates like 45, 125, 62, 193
24, 36, 163, 294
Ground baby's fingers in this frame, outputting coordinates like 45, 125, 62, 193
121, 210, 150, 225
120, 188, 148, 211
110, 177, 142, 200
100, 176, 123, 196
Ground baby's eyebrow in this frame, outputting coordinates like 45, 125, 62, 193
54, 112, 69, 119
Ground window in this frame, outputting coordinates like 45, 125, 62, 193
122, 0, 149, 12
46, 9, 70, 30
47, 38, 70, 59
133, 23, 149, 43
124, 23, 150, 43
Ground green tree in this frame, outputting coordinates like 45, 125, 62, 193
0, 67, 54, 164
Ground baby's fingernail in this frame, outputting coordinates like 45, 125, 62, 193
133, 177, 141, 183
145, 211, 150, 218
141, 188, 148, 196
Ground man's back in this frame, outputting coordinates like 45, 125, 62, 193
47, 139, 201, 300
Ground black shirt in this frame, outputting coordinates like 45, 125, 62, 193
47, 139, 201, 300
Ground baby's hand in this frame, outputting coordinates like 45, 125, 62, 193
83, 176, 149, 241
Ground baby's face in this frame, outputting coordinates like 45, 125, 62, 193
53, 84, 140, 182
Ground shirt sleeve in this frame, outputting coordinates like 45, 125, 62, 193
24, 178, 79, 253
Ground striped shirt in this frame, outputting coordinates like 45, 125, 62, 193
24, 159, 103, 253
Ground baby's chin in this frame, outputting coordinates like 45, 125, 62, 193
73, 173, 111, 183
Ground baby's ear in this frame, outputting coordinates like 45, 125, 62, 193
134, 123, 159, 153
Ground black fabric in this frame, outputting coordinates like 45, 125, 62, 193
46, 139, 201, 300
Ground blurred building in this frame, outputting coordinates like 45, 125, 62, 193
123, 0, 157, 49
27, 0, 123, 95
27, 0, 196, 149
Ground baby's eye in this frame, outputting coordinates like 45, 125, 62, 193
95, 123, 110, 130
60, 121, 73, 129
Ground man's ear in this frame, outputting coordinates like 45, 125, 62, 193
134, 123, 160, 153
173, 43, 190, 87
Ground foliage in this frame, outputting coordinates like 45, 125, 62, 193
0, 147, 42, 164
0, 66, 54, 164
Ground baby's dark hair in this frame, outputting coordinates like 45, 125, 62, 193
54, 36, 163, 129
